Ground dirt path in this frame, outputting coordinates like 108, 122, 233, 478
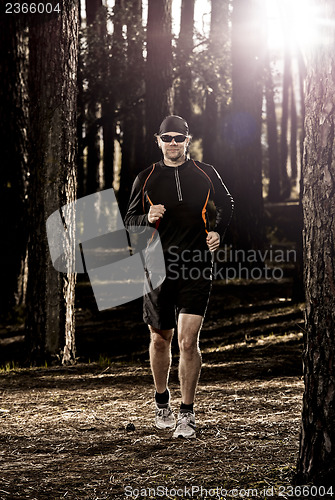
0, 249, 306, 499
0, 339, 304, 500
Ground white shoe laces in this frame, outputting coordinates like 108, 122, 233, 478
177, 412, 194, 427
156, 407, 171, 419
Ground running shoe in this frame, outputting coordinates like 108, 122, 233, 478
172, 411, 196, 439
155, 403, 176, 430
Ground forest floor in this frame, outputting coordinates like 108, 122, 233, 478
0, 280, 306, 500
0, 203, 309, 499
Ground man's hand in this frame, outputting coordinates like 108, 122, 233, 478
148, 204, 166, 224
206, 231, 220, 252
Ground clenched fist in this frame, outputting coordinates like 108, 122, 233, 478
206, 231, 220, 252
148, 204, 166, 224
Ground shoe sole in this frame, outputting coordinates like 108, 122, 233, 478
172, 431, 196, 439
156, 423, 176, 430
155, 418, 176, 430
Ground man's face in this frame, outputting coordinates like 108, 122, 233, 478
158, 131, 190, 163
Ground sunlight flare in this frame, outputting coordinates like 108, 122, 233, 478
266, 0, 325, 52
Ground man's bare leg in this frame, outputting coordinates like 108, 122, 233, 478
149, 326, 174, 394
177, 313, 204, 405
149, 326, 176, 430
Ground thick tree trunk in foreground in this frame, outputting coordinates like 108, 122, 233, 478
26, 1, 78, 364
296, 0, 335, 484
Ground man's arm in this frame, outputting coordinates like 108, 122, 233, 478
123, 175, 152, 230
124, 174, 166, 231
207, 165, 234, 243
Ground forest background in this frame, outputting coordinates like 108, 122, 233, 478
1, 0, 335, 495
1, 0, 306, 361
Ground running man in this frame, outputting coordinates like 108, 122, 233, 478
124, 115, 234, 438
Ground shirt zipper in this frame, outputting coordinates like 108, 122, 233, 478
174, 167, 183, 202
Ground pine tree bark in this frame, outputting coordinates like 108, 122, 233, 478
145, 0, 173, 165
26, 1, 78, 365
77, 6, 85, 199
296, 0, 335, 484
297, 49, 306, 179
290, 83, 297, 182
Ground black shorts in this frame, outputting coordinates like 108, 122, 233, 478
143, 269, 212, 330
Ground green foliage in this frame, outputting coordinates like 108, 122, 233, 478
0, 360, 20, 373
98, 354, 111, 368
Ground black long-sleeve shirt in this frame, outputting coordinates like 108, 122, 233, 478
124, 159, 234, 262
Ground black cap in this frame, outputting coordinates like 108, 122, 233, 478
158, 115, 189, 136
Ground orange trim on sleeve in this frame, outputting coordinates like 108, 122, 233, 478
142, 164, 156, 213
147, 194, 154, 206
202, 189, 210, 234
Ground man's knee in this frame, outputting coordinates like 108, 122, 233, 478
178, 335, 199, 354
149, 327, 173, 352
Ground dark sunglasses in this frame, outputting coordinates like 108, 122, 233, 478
160, 134, 187, 143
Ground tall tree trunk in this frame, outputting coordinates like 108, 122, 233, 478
291, 47, 306, 303
127, 0, 145, 174
296, 0, 335, 485
102, 100, 115, 191
105, 0, 126, 195
102, 1, 116, 194
145, 0, 173, 165
25, 0, 78, 365
85, 0, 104, 194
290, 83, 297, 183
96, 2, 111, 192
291, 73, 304, 303
0, 14, 28, 319
203, 0, 229, 168
175, 0, 195, 120
77, 6, 85, 199
230, 0, 265, 250
118, 0, 145, 216
86, 0, 100, 22
297, 47, 306, 183
100, 2, 114, 192
265, 52, 280, 202
280, 44, 292, 199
